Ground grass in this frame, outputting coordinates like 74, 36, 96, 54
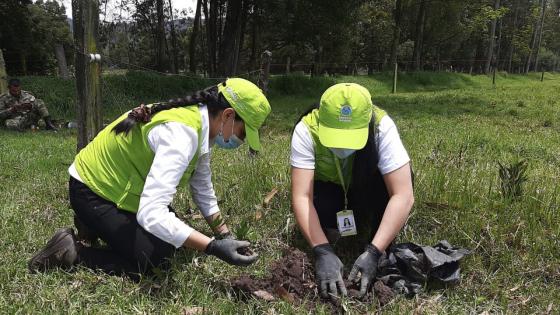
1, 71, 559, 314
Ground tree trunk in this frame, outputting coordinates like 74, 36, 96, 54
533, 0, 548, 71
203, 0, 218, 77
495, 19, 503, 70
54, 44, 70, 79
249, 1, 259, 70
389, 0, 402, 70
507, 0, 520, 73
219, 0, 243, 76
0, 49, 7, 95
168, 0, 179, 73
155, 0, 166, 72
525, 0, 542, 74
485, 0, 500, 74
413, 0, 427, 71
189, 0, 202, 73
20, 52, 27, 76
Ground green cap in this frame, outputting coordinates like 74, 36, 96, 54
218, 78, 271, 151
318, 83, 373, 150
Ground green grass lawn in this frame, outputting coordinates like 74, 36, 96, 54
1, 72, 559, 313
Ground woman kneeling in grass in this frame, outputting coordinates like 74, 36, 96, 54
290, 83, 414, 299
29, 78, 271, 278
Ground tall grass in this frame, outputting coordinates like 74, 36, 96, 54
1, 71, 559, 313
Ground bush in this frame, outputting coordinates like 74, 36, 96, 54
268, 74, 336, 96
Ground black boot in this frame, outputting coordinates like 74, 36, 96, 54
28, 228, 78, 273
44, 116, 58, 131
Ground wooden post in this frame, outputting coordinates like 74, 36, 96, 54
541, 69, 545, 82
492, 66, 497, 87
0, 49, 7, 95
73, 0, 102, 151
286, 56, 291, 74
258, 50, 272, 94
392, 62, 398, 94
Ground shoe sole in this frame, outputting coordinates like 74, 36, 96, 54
28, 228, 77, 273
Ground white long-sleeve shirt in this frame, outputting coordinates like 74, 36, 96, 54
69, 105, 219, 248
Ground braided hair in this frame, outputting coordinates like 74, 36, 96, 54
112, 83, 242, 135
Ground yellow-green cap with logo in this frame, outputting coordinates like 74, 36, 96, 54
218, 78, 271, 151
318, 83, 373, 150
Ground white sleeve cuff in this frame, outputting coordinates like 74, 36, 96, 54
202, 205, 220, 218
170, 224, 194, 248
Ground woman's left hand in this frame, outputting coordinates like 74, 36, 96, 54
348, 244, 382, 297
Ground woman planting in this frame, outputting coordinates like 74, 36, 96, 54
290, 83, 414, 299
29, 78, 271, 278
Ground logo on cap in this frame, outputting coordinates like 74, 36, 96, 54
225, 87, 240, 101
339, 104, 352, 122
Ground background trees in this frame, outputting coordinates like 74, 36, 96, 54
1, 0, 559, 76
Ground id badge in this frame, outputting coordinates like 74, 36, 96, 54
336, 210, 357, 237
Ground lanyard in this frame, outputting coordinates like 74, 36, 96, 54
333, 155, 349, 209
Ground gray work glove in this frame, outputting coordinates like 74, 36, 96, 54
348, 243, 382, 297
204, 239, 258, 266
313, 243, 347, 300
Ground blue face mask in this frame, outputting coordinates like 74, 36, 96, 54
214, 118, 244, 150
330, 148, 356, 159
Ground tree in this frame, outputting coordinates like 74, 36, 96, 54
413, 0, 427, 71
189, 0, 202, 73
485, 0, 501, 74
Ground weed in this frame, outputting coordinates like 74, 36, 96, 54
498, 159, 528, 200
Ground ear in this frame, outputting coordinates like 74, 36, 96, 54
221, 108, 236, 122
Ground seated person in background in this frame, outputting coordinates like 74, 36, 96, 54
0, 78, 57, 131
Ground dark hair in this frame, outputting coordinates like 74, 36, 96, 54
112, 83, 242, 135
292, 103, 320, 134
8, 78, 21, 87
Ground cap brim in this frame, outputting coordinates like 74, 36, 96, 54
245, 125, 261, 151
318, 123, 368, 150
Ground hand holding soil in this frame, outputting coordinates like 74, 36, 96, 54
205, 239, 258, 266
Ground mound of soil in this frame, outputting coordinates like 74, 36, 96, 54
232, 247, 315, 303
231, 247, 395, 308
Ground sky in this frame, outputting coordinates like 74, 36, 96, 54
57, 0, 197, 19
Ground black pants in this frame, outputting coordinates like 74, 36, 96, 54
313, 177, 389, 243
69, 177, 175, 279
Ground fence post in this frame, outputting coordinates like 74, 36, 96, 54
541, 69, 545, 82
73, 0, 102, 152
392, 62, 398, 94
492, 66, 497, 87
286, 56, 291, 74
0, 49, 7, 95
258, 50, 272, 95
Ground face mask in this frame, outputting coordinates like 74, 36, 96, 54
330, 148, 356, 159
214, 116, 244, 150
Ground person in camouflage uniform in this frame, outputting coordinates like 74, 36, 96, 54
0, 78, 57, 131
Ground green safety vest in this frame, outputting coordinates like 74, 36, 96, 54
75, 106, 203, 212
301, 106, 387, 186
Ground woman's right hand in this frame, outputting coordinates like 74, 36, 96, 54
204, 239, 258, 266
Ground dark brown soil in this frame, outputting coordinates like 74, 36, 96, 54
231, 247, 395, 308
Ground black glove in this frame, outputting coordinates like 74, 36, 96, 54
348, 243, 382, 297
313, 243, 347, 300
204, 239, 258, 266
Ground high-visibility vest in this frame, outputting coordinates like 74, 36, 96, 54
75, 106, 203, 212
